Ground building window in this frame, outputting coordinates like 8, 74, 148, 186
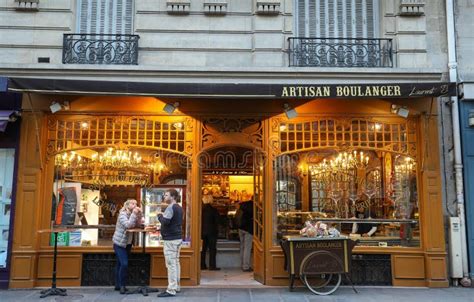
295, 0, 379, 38
0, 149, 14, 268
48, 116, 192, 248
76, 0, 133, 34
274, 118, 420, 248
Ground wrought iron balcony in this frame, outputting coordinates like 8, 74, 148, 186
288, 37, 393, 68
62, 34, 139, 65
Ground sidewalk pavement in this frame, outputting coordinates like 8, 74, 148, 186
0, 286, 473, 302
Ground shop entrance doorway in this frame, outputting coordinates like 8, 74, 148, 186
198, 146, 264, 286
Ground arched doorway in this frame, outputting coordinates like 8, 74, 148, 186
198, 145, 265, 286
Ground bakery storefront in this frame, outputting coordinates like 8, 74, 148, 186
6, 78, 454, 288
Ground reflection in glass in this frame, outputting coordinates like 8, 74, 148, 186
52, 147, 191, 247
274, 150, 420, 248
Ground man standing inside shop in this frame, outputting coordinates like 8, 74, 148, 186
157, 189, 183, 298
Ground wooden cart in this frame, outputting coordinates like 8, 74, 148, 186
280, 236, 358, 295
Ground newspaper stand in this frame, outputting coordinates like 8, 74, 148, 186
280, 236, 358, 295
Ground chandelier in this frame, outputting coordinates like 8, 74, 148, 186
309, 150, 370, 181
91, 148, 143, 170
54, 148, 168, 184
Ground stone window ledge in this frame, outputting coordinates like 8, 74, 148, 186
399, 0, 425, 16
167, 0, 190, 15
15, 0, 39, 11
204, 1, 227, 15
256, 0, 280, 15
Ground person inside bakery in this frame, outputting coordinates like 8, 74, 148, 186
351, 203, 377, 237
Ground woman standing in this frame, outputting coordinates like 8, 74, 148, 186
112, 198, 142, 294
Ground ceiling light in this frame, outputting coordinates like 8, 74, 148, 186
284, 103, 297, 119
391, 104, 409, 118
50, 101, 70, 114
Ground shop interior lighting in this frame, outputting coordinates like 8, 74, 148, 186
390, 104, 409, 118
284, 103, 297, 119
50, 101, 70, 114
163, 102, 180, 114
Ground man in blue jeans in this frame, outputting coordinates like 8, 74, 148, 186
157, 189, 183, 298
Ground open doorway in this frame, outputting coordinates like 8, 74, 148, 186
199, 146, 262, 286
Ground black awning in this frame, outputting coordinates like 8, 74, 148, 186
6, 77, 457, 99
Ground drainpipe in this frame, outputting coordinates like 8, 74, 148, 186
446, 0, 471, 286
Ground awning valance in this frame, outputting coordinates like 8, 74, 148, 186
7, 77, 457, 99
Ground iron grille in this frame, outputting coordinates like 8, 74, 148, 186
344, 254, 392, 285
288, 37, 393, 68
81, 253, 151, 286
63, 34, 139, 65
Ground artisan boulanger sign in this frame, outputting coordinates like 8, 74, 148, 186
280, 82, 455, 98
7, 77, 456, 99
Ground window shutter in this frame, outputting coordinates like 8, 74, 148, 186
308, 0, 316, 37
296, 0, 306, 36
294, 0, 377, 38
77, 0, 133, 35
124, 0, 133, 35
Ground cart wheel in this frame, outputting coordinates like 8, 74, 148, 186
299, 250, 344, 295
302, 273, 342, 295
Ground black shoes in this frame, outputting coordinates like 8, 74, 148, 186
158, 291, 175, 297
209, 267, 221, 271
242, 268, 253, 272
201, 266, 208, 270
119, 286, 129, 294
114, 286, 120, 291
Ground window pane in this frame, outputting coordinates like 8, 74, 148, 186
274, 150, 420, 248
0, 149, 15, 268
52, 148, 191, 247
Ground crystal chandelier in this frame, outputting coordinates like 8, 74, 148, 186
91, 147, 142, 170
54, 148, 168, 184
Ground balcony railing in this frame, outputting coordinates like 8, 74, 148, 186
62, 34, 139, 65
288, 37, 393, 68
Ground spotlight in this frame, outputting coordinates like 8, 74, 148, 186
0, 111, 21, 122
391, 104, 409, 118
284, 103, 297, 119
163, 102, 180, 114
50, 101, 70, 114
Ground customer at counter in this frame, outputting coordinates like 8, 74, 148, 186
112, 199, 142, 294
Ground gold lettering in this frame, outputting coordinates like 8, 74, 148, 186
282, 87, 289, 97
365, 86, 372, 96
324, 86, 330, 96
337, 86, 344, 96
296, 86, 304, 97
308, 86, 316, 97
350, 86, 357, 96
372, 86, 379, 96
289, 87, 296, 97
380, 86, 387, 96
314, 87, 322, 97
387, 86, 394, 96
394, 85, 401, 96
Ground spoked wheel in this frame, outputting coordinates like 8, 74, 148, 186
299, 250, 344, 295
302, 272, 342, 295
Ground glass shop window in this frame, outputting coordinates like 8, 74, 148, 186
52, 147, 191, 248
274, 150, 420, 247
0, 149, 14, 268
